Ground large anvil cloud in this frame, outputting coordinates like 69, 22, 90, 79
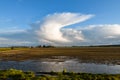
36, 13, 93, 44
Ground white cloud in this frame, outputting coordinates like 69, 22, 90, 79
78, 24, 120, 45
0, 27, 27, 34
0, 37, 32, 46
0, 30, 27, 34
62, 29, 84, 41
29, 12, 120, 46
1, 12, 120, 46
34, 13, 120, 46
0, 37, 9, 41
82, 24, 120, 39
36, 12, 93, 44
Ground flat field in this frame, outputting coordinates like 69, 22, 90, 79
0, 47, 120, 64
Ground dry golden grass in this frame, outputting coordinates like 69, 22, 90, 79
0, 47, 120, 64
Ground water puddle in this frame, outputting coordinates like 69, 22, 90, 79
0, 56, 120, 74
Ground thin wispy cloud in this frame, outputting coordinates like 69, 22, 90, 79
0, 30, 26, 34
0, 37, 32, 46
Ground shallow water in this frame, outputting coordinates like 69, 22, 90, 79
0, 56, 120, 74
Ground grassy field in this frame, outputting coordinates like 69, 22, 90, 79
0, 47, 12, 51
0, 69, 120, 80
0, 47, 30, 52
0, 47, 120, 64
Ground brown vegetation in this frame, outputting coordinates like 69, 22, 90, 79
0, 47, 120, 64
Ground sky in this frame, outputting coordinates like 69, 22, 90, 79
0, 0, 120, 46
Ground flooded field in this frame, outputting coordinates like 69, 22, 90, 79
1, 56, 120, 74
1, 47, 120, 74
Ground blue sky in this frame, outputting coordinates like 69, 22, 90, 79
0, 0, 120, 46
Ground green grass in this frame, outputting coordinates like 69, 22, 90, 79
0, 69, 120, 80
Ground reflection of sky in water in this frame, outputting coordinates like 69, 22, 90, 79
0, 58, 120, 74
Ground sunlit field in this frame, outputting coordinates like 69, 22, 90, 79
0, 47, 120, 64
1, 0, 120, 79
1, 47, 120, 79
0, 47, 12, 51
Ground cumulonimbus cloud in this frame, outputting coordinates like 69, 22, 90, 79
34, 12, 120, 45
1, 12, 120, 46
36, 12, 93, 44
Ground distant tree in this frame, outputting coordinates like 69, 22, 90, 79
11, 46, 14, 50
36, 45, 42, 48
47, 45, 55, 48
36, 45, 55, 48
30, 46, 33, 48
43, 45, 46, 48
62, 69, 67, 74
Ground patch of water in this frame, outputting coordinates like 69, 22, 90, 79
0, 56, 120, 74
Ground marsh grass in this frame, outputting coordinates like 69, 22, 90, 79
0, 47, 120, 64
0, 47, 11, 51
0, 69, 120, 80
